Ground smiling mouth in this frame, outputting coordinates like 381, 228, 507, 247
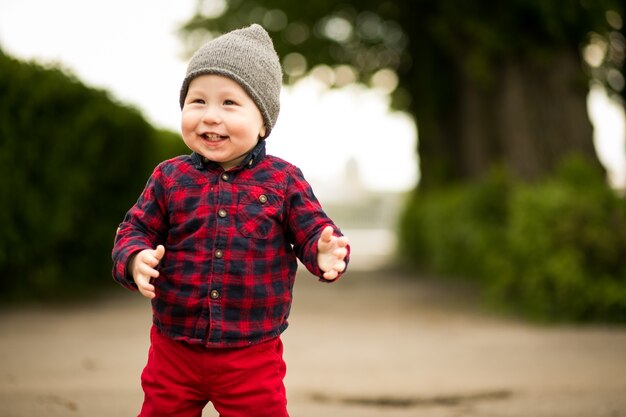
201, 133, 228, 142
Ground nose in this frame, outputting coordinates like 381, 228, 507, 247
201, 104, 221, 124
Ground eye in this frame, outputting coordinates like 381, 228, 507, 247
185, 96, 205, 105
223, 99, 237, 106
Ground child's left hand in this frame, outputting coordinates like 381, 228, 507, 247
317, 226, 349, 281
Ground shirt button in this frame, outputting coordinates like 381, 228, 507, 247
218, 208, 227, 218
221, 173, 230, 181
258, 194, 268, 203
210, 289, 220, 299
214, 249, 224, 259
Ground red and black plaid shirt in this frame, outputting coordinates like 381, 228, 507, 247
112, 141, 348, 348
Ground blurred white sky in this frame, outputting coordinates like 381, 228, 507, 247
0, 0, 623, 190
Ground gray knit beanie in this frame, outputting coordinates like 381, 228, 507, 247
179, 24, 283, 138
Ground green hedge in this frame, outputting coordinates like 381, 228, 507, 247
399, 157, 626, 322
0, 50, 186, 301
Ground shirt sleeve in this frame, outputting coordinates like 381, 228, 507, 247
111, 165, 169, 290
284, 166, 350, 281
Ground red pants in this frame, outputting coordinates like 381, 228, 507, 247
138, 326, 288, 417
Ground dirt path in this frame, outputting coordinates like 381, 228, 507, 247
1, 267, 625, 417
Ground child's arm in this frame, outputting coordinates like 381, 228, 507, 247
112, 164, 168, 292
317, 226, 349, 281
128, 245, 165, 299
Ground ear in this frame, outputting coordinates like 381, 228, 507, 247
259, 126, 267, 138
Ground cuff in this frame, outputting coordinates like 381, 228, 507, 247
112, 247, 142, 290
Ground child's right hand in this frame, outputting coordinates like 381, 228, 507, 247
130, 245, 165, 299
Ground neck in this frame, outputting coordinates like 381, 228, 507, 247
219, 140, 263, 170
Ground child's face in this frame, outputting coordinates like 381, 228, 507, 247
181, 74, 266, 170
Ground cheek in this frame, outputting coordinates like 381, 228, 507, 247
230, 115, 262, 138
243, 112, 265, 138
180, 112, 196, 136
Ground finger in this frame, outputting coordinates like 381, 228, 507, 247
138, 251, 158, 269
333, 247, 348, 259
145, 246, 165, 267
336, 236, 349, 247
322, 270, 338, 280
144, 256, 159, 268
139, 286, 156, 299
139, 263, 160, 279
136, 277, 156, 299
140, 281, 155, 293
154, 245, 165, 261
320, 226, 334, 243
332, 261, 346, 272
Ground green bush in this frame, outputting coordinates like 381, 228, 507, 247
0, 50, 186, 301
490, 158, 626, 321
399, 157, 626, 323
399, 167, 510, 280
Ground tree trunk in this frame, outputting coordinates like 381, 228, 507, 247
495, 50, 601, 181
416, 48, 604, 187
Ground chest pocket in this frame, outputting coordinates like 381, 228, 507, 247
236, 190, 283, 239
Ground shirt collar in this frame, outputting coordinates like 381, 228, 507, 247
242, 140, 266, 169
191, 152, 205, 170
191, 140, 267, 171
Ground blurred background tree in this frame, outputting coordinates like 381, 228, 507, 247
179, 0, 623, 187
179, 0, 626, 322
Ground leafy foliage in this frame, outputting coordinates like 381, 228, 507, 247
398, 167, 510, 280
181, 0, 622, 186
0, 51, 187, 301
399, 156, 626, 323
182, 0, 621, 91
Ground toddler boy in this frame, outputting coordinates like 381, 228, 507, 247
112, 24, 349, 417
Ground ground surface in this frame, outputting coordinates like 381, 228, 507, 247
1, 265, 625, 417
